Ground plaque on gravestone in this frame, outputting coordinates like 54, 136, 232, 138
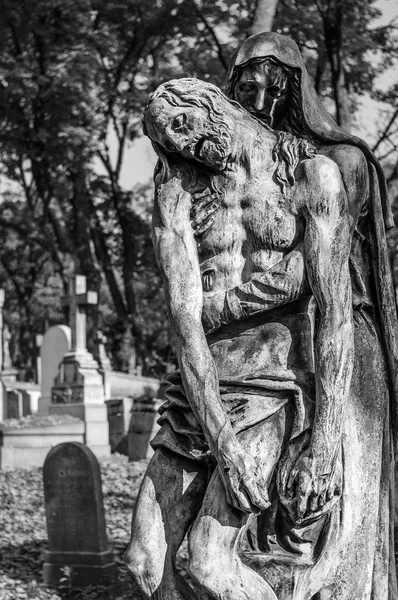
43, 442, 116, 590
5, 389, 20, 419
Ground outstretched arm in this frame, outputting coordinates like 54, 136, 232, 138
152, 170, 270, 514
279, 156, 354, 521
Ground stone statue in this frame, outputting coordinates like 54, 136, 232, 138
125, 33, 398, 600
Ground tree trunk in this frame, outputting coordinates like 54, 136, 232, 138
319, 0, 351, 132
249, 0, 279, 35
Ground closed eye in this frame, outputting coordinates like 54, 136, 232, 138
238, 83, 256, 94
171, 113, 187, 131
267, 85, 286, 98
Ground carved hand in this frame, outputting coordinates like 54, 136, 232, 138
278, 450, 342, 523
190, 191, 220, 237
202, 291, 226, 334
217, 441, 271, 514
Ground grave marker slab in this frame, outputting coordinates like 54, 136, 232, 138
49, 276, 110, 457
43, 442, 116, 589
38, 325, 71, 415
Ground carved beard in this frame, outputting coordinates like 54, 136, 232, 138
198, 123, 232, 170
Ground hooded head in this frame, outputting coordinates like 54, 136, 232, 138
226, 31, 392, 229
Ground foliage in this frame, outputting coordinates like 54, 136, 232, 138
0, 0, 253, 375
0, 0, 397, 375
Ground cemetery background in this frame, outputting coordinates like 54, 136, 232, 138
0, 0, 397, 598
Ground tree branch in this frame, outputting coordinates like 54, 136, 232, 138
372, 108, 398, 153
191, 0, 229, 72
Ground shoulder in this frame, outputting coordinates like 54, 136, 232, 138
299, 154, 343, 194
295, 155, 347, 219
319, 143, 368, 180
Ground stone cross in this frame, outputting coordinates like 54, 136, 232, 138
61, 275, 98, 353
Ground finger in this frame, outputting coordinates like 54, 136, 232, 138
296, 474, 312, 521
276, 463, 289, 497
309, 491, 319, 513
193, 214, 216, 237
223, 470, 253, 513
233, 489, 253, 513
191, 202, 218, 225
190, 197, 218, 217
318, 488, 328, 510
286, 469, 298, 500
191, 189, 214, 202
244, 480, 270, 512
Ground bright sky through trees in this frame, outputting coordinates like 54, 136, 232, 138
120, 0, 398, 189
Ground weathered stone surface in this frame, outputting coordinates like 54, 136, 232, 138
127, 397, 161, 461
49, 275, 111, 457
0, 415, 84, 469
124, 32, 398, 600
38, 325, 71, 415
43, 442, 116, 589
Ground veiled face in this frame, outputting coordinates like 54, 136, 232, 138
233, 59, 289, 128
145, 97, 231, 170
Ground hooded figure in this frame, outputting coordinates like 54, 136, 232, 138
225, 32, 398, 599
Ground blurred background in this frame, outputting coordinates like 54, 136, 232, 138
0, 0, 396, 380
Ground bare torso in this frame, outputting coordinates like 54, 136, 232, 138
196, 143, 304, 294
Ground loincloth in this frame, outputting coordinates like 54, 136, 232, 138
151, 372, 314, 463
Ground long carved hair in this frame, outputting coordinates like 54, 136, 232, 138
144, 77, 315, 195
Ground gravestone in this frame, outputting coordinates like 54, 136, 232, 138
50, 275, 110, 456
5, 389, 20, 419
0, 290, 19, 420
43, 442, 116, 589
127, 397, 161, 461
38, 325, 72, 415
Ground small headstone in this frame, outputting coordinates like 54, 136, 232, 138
49, 276, 110, 457
5, 389, 21, 419
127, 396, 161, 461
43, 442, 116, 589
38, 325, 71, 415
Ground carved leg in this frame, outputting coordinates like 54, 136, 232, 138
188, 417, 285, 600
124, 447, 209, 600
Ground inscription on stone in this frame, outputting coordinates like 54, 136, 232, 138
43, 442, 116, 589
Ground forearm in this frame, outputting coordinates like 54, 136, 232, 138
204, 248, 306, 332
175, 318, 238, 456
225, 251, 305, 321
310, 304, 354, 473
153, 179, 238, 455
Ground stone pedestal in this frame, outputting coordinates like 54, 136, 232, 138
50, 350, 111, 457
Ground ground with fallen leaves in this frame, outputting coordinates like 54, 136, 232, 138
0, 455, 188, 599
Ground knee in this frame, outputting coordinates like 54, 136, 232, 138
188, 530, 220, 591
189, 557, 216, 591
124, 542, 161, 596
